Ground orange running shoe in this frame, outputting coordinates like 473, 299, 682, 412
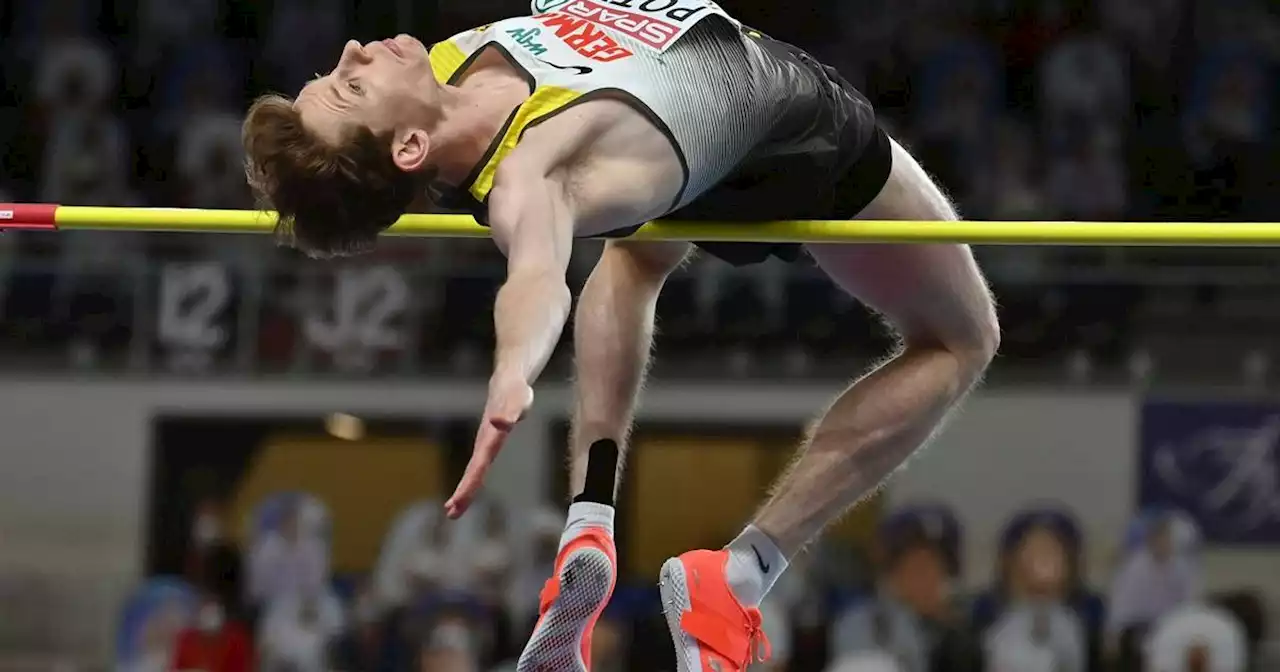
516, 527, 617, 672
659, 549, 772, 672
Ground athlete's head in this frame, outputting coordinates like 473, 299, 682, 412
241, 35, 441, 258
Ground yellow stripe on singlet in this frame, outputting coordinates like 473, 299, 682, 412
429, 40, 469, 84
468, 85, 582, 202
429, 37, 582, 202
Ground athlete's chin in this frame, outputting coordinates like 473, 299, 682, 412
398, 33, 428, 57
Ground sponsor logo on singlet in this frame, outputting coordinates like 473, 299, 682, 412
531, 0, 724, 52
532, 0, 572, 11
506, 26, 549, 56
537, 12, 634, 62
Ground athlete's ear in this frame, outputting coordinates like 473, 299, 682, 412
392, 128, 430, 173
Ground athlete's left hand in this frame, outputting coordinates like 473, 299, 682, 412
445, 374, 534, 518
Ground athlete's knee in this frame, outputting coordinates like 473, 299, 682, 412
903, 295, 999, 381
959, 299, 1000, 371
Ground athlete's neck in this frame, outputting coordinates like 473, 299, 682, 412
429, 70, 531, 186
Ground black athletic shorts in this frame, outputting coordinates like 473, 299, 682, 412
605, 22, 894, 266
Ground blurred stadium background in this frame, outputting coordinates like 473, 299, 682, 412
1, 0, 1279, 670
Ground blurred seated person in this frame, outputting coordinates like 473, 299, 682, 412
171, 588, 254, 672
510, 507, 564, 629
825, 650, 903, 672
1145, 604, 1247, 672
186, 498, 230, 582
831, 506, 981, 672
468, 502, 515, 611
416, 614, 482, 672
984, 603, 1086, 672
330, 585, 394, 672
120, 586, 196, 672
258, 590, 345, 672
373, 501, 441, 612
1209, 590, 1267, 666
972, 507, 1105, 670
247, 497, 329, 609
396, 593, 510, 670
1107, 510, 1201, 645
755, 595, 795, 672
495, 608, 631, 672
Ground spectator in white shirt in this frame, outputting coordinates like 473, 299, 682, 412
247, 499, 330, 608
1146, 604, 1248, 672
985, 604, 1087, 672
258, 590, 345, 672
1107, 515, 1201, 639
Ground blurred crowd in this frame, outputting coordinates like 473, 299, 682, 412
116, 493, 1268, 672
2, 0, 1276, 220
0, 0, 1279, 379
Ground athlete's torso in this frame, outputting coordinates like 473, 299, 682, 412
430, 0, 878, 226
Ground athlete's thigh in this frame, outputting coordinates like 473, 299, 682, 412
598, 239, 693, 278
806, 138, 996, 346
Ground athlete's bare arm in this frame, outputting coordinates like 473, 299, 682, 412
445, 98, 685, 517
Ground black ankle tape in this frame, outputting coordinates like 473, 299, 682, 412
574, 440, 619, 505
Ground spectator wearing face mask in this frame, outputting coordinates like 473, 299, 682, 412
973, 507, 1105, 671
186, 498, 241, 587
171, 590, 254, 672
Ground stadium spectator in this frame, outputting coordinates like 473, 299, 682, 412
983, 603, 1087, 672
1145, 604, 1249, 672
329, 586, 393, 672
257, 590, 345, 672
831, 506, 980, 672
247, 497, 330, 609
509, 507, 564, 629
466, 502, 514, 601
416, 617, 482, 672
185, 498, 230, 582
1107, 512, 1202, 641
973, 508, 1106, 670
171, 588, 254, 672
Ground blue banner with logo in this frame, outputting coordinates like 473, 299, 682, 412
1139, 400, 1280, 544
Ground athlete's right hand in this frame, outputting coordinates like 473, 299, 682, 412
445, 374, 534, 519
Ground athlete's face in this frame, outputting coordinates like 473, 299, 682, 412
295, 35, 440, 171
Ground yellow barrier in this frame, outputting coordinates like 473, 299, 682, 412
4, 204, 1280, 245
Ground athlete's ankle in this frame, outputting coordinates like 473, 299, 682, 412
560, 501, 615, 550
560, 440, 620, 550
723, 525, 788, 607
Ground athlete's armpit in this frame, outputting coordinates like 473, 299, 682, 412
505, 98, 685, 237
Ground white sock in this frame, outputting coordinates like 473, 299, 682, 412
559, 501, 615, 550
724, 525, 788, 607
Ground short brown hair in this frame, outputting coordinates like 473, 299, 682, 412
241, 94, 424, 258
